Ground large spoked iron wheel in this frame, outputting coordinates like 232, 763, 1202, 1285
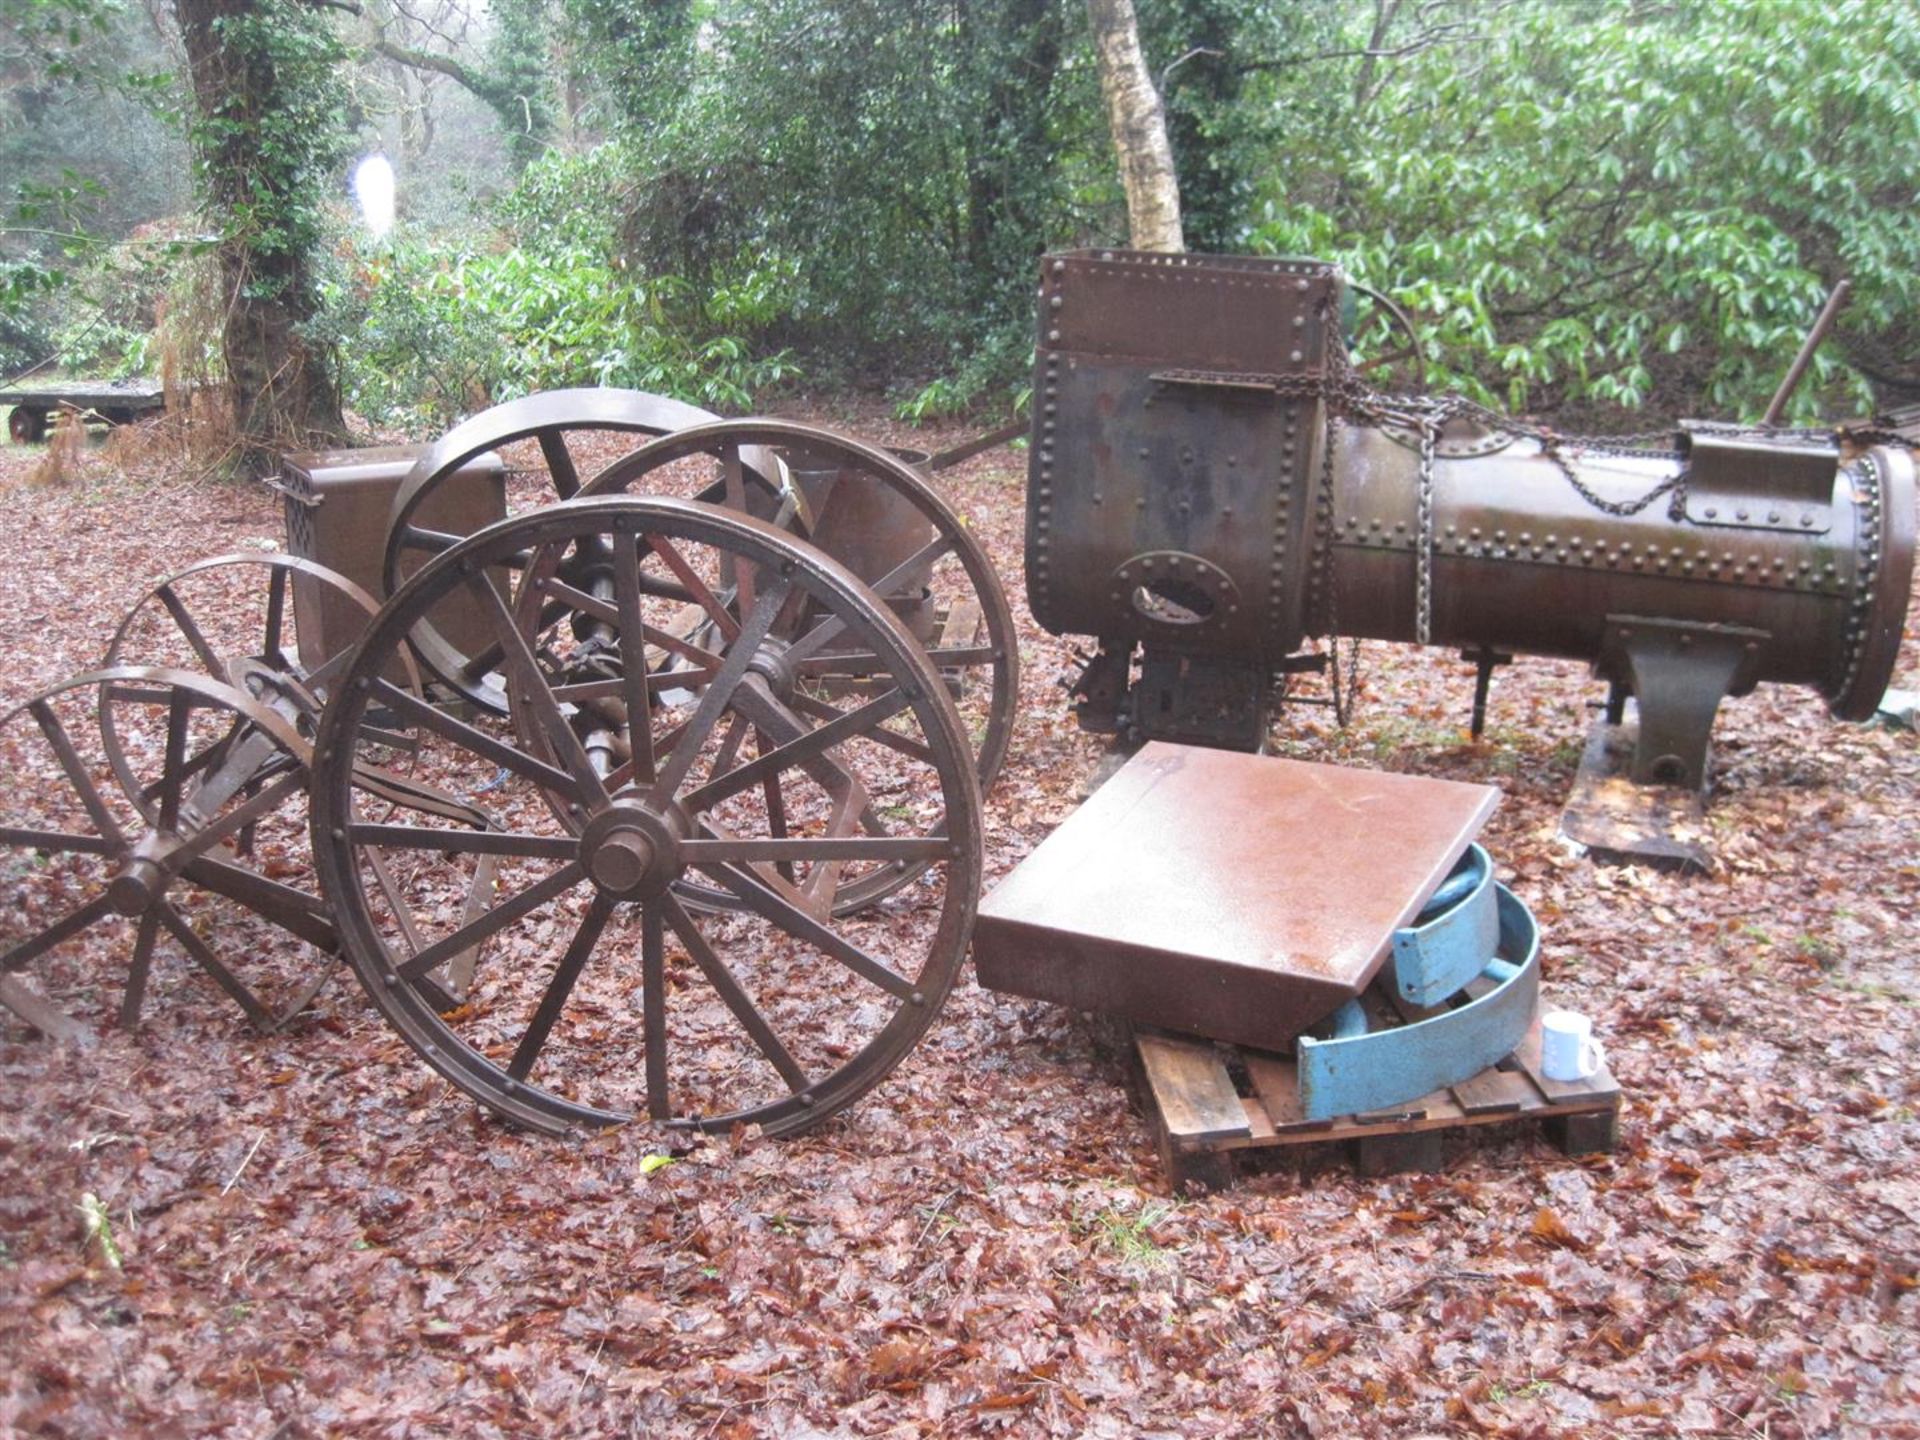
0, 668, 334, 1037
382, 388, 754, 711
311, 497, 983, 1137
579, 419, 1018, 830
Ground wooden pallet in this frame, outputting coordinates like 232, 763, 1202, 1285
1131, 1014, 1621, 1193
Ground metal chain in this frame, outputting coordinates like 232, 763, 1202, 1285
1312, 408, 1361, 725
1286, 336, 1911, 648
1413, 402, 1439, 646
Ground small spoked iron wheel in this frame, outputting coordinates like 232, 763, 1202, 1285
381, 388, 750, 711
311, 496, 983, 1137
0, 668, 335, 1038
99, 551, 417, 810
579, 419, 1019, 826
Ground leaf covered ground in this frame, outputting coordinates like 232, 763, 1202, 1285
1, 415, 1917, 1438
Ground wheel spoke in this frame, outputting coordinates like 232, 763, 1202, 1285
401, 523, 463, 557
868, 533, 958, 603
537, 575, 728, 672
473, 577, 610, 811
761, 757, 794, 886
0, 825, 115, 856
704, 711, 750, 790
662, 892, 810, 1095
782, 533, 962, 667
681, 686, 911, 812
302, 646, 355, 698
693, 858, 918, 1001
719, 444, 755, 616
31, 701, 126, 849
369, 679, 576, 797
539, 429, 580, 498
263, 564, 288, 666
680, 836, 950, 862
793, 645, 994, 676
156, 686, 194, 831
118, 909, 161, 1028
642, 903, 669, 1119
177, 725, 283, 817
153, 899, 273, 1029
787, 690, 936, 765
347, 823, 577, 859
366, 845, 429, 957
612, 532, 658, 786
0, 892, 116, 976
180, 855, 336, 951
552, 668, 712, 705
395, 861, 586, 982
646, 534, 741, 640
507, 891, 615, 1081
173, 765, 304, 865
156, 583, 226, 679
648, 577, 792, 803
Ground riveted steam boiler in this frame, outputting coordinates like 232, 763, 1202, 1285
1027, 249, 1915, 807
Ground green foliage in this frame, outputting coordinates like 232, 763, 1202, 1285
1246, 0, 1920, 423
568, 0, 1093, 407
0, 0, 190, 372
327, 217, 801, 432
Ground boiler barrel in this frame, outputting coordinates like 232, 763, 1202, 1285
1319, 425, 1915, 722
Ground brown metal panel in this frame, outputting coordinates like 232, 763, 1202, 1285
280, 444, 506, 678
972, 743, 1498, 1051
1042, 250, 1340, 373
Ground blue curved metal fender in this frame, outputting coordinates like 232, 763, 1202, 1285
1391, 843, 1498, 1007
1297, 884, 1540, 1122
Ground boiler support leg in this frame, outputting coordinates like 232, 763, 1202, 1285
1596, 616, 1769, 790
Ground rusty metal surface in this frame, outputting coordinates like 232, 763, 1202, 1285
972, 742, 1498, 1051
1028, 251, 1340, 683
279, 444, 505, 680
1559, 711, 1714, 872
1325, 427, 1911, 723
1023, 248, 1917, 775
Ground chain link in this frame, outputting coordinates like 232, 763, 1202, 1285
1276, 308, 1906, 718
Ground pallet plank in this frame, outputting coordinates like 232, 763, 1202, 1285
1243, 1051, 1333, 1133
936, 598, 982, 649
1136, 1030, 1250, 1143
1128, 1005, 1621, 1192
1450, 1066, 1534, 1115
1512, 1018, 1621, 1106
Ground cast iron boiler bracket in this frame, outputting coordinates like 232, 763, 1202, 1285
1595, 615, 1770, 789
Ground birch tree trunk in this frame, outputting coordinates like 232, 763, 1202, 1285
1085, 0, 1183, 252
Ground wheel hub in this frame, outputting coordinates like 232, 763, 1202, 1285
578, 803, 686, 898
106, 857, 165, 917
746, 636, 797, 700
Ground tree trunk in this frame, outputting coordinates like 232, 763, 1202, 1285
1085, 0, 1183, 252
175, 0, 346, 472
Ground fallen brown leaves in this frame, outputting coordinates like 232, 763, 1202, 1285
1, 413, 1917, 1437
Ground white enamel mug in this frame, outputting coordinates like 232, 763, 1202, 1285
1541, 1009, 1605, 1082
